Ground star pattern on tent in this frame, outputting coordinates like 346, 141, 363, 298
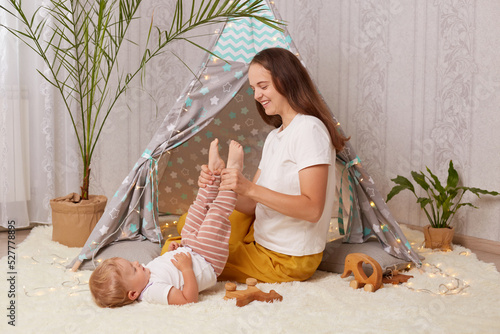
177, 157, 184, 164
146, 202, 153, 212
170, 171, 177, 179
343, 146, 351, 157
187, 178, 194, 186
164, 186, 172, 193
113, 190, 119, 198
380, 208, 390, 217
99, 225, 109, 235
223, 63, 231, 72
129, 224, 138, 233
200, 87, 209, 95
229, 112, 236, 119
235, 94, 243, 102
245, 118, 254, 126
186, 97, 193, 107
241, 107, 249, 114
210, 95, 219, 105
142, 218, 148, 227
251, 129, 259, 136
233, 124, 241, 131
206, 131, 213, 138
214, 118, 222, 126
238, 135, 245, 141
201, 148, 208, 155
367, 187, 375, 197
223, 82, 232, 92
109, 208, 119, 219
167, 123, 176, 131
181, 168, 189, 176
235, 71, 243, 79
246, 87, 254, 95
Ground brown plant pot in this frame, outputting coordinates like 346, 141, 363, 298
50, 193, 107, 247
423, 225, 454, 251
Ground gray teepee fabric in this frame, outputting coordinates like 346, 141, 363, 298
72, 0, 421, 268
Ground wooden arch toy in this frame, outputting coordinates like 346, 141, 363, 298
224, 278, 283, 307
341, 253, 383, 292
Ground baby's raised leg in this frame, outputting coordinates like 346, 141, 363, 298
208, 138, 225, 174
181, 139, 222, 240
182, 141, 243, 275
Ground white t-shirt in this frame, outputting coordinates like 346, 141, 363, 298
254, 114, 336, 256
139, 247, 216, 305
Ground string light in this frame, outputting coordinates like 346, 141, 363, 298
405, 262, 470, 296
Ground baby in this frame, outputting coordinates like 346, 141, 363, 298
89, 139, 243, 307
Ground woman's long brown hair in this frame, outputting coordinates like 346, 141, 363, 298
250, 48, 349, 151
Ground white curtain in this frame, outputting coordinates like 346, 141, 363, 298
0, 0, 80, 228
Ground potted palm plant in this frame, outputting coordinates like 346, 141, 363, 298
1, 0, 281, 246
387, 160, 499, 251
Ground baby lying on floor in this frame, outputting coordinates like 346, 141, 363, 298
89, 139, 243, 307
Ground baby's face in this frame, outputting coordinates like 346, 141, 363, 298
116, 258, 151, 296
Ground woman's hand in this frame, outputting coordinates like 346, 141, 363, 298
197, 164, 216, 188
219, 168, 253, 195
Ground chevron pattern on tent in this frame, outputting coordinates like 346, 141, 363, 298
213, 14, 289, 63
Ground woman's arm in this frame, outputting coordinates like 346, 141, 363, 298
221, 164, 329, 223
232, 169, 260, 215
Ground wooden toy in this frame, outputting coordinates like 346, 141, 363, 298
341, 253, 383, 292
224, 278, 283, 307
382, 270, 413, 284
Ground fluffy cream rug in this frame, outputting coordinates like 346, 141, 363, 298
1, 225, 499, 334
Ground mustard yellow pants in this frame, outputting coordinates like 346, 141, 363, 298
163, 211, 322, 283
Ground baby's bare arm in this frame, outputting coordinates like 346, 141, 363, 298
167, 253, 198, 305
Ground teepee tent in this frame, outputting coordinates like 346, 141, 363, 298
71, 0, 421, 270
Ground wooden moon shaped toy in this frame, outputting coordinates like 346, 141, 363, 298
224, 278, 283, 307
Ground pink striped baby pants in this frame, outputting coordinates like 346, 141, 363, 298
181, 177, 236, 276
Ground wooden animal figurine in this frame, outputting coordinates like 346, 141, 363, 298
341, 253, 383, 292
382, 270, 413, 284
224, 278, 283, 307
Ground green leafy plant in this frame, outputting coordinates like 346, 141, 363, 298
0, 0, 281, 199
387, 160, 499, 229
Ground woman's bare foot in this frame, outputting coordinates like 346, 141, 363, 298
208, 138, 225, 173
227, 140, 244, 171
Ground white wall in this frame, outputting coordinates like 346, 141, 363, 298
92, 0, 500, 242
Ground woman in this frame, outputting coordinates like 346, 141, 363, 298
199, 48, 349, 283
